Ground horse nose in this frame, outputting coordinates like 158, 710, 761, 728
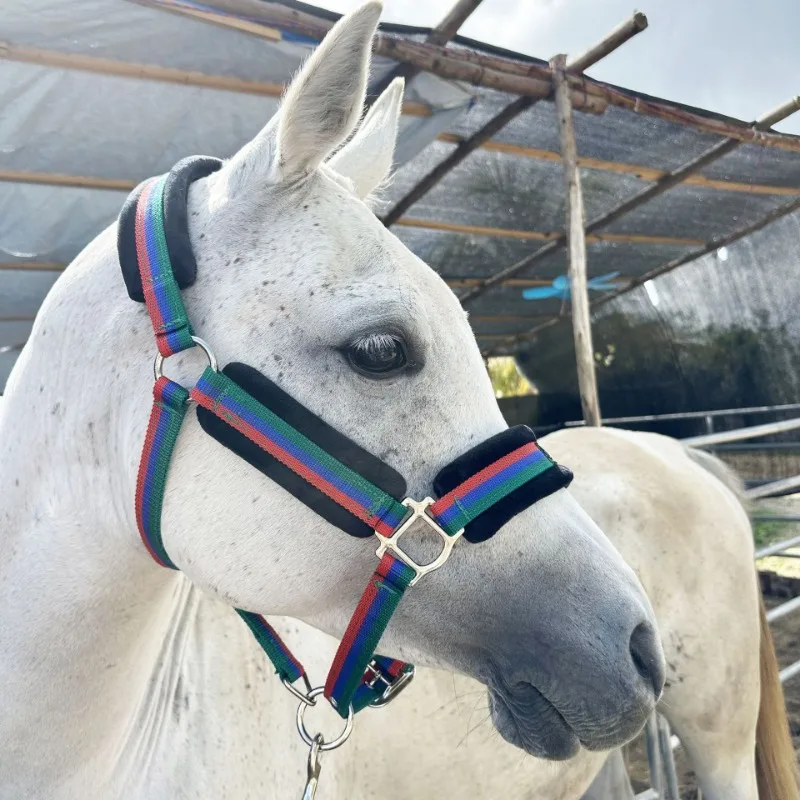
629, 620, 665, 697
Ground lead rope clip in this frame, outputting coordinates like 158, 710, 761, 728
294, 687, 354, 798
302, 734, 323, 800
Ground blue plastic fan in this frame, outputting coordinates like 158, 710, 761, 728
522, 272, 622, 300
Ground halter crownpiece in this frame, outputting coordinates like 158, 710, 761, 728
118, 157, 573, 784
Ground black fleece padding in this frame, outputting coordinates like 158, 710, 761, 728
196, 362, 408, 538
118, 156, 222, 302
433, 426, 573, 543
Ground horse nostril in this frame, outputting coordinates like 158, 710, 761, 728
629, 621, 665, 696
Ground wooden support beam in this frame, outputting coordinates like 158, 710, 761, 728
0, 42, 431, 117
0, 170, 137, 192
0, 262, 65, 271
465, 95, 800, 312
2, 158, 796, 204
551, 54, 601, 427
381, 12, 649, 226
367, 0, 485, 102
446, 277, 551, 288
435, 133, 800, 197
394, 217, 703, 246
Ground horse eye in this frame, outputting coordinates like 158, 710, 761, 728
346, 333, 408, 378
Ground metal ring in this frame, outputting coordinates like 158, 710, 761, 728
282, 673, 316, 706
153, 336, 218, 381
296, 688, 354, 752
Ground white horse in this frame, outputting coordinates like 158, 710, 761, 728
0, 5, 665, 798
335, 428, 798, 800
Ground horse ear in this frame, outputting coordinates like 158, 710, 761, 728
224, 3, 382, 191
328, 77, 404, 199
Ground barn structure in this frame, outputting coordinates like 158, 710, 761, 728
2, 1, 800, 796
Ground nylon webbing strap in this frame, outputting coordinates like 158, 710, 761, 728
135, 176, 195, 357
324, 553, 415, 713
430, 441, 554, 533
236, 609, 305, 683
135, 377, 189, 569
190, 368, 409, 536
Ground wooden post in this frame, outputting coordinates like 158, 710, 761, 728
551, 53, 601, 427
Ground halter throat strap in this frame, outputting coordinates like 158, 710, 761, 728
120, 158, 573, 718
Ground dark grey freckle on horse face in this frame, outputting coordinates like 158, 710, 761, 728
199, 233, 205, 239
273, 354, 282, 362
233, 257, 241, 264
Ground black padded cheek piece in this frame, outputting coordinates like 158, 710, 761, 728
433, 425, 574, 544
118, 178, 150, 302
196, 363, 408, 539
117, 156, 223, 302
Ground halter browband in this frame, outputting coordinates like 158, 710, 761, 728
118, 157, 573, 718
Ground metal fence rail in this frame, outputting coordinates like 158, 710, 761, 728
683, 416, 800, 447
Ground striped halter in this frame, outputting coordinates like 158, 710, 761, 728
118, 157, 573, 777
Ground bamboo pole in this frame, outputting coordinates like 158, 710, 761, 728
551, 54, 600, 427
381, 12, 648, 227
367, 0, 485, 103
467, 94, 800, 317
147, 0, 800, 154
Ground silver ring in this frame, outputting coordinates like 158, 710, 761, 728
153, 336, 218, 381
296, 687, 354, 751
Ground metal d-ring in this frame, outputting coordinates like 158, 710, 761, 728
282, 673, 316, 706
296, 688, 354, 752
153, 335, 218, 381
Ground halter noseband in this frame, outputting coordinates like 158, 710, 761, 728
118, 157, 572, 739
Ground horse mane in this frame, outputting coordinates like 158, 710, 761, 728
685, 445, 799, 798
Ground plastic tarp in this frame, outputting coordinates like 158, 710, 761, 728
2, 0, 800, 409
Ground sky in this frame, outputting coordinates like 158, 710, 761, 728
315, 0, 800, 134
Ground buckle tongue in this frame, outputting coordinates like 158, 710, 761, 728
374, 497, 464, 587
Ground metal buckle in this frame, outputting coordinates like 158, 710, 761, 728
374, 497, 464, 587
365, 661, 416, 708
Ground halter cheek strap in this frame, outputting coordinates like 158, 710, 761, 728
121, 158, 574, 720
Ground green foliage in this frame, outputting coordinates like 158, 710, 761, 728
487, 357, 535, 399
752, 516, 793, 547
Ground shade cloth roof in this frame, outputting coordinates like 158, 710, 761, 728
2, 0, 799, 390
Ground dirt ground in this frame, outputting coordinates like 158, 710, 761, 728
623, 576, 800, 798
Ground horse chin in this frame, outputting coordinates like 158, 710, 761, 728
487, 684, 580, 760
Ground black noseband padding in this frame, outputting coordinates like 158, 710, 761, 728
118, 156, 223, 302
196, 362, 408, 539
433, 426, 573, 544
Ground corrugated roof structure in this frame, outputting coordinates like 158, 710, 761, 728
2, 0, 799, 393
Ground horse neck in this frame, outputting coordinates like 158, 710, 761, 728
0, 225, 195, 779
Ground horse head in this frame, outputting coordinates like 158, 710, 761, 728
134, 2, 663, 760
